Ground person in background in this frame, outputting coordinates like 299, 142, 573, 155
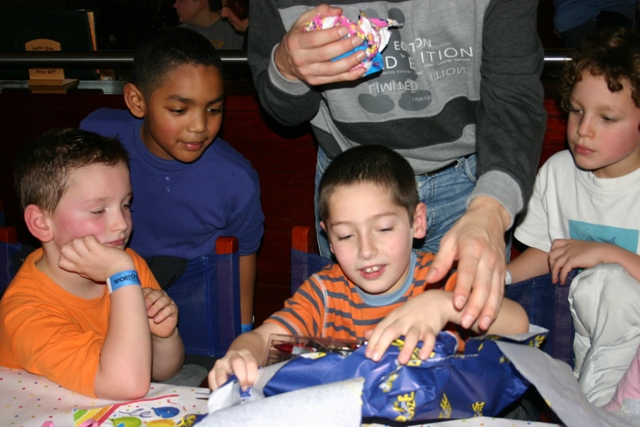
209, 145, 529, 391
174, 0, 244, 49
221, 0, 249, 35
80, 27, 264, 339
508, 27, 640, 408
553, 0, 636, 49
247, 1, 546, 355
0, 129, 189, 399
220, 0, 251, 80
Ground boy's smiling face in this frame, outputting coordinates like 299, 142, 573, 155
322, 182, 426, 295
568, 71, 640, 178
139, 64, 224, 163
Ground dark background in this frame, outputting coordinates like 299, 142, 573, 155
0, 0, 564, 50
0, 0, 179, 50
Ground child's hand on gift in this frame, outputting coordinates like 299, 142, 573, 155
210, 348, 260, 392
209, 323, 287, 392
365, 288, 529, 364
364, 290, 451, 364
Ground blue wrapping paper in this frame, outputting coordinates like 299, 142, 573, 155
263, 331, 541, 422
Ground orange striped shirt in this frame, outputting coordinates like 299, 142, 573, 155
266, 251, 457, 341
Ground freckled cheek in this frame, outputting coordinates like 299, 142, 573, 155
385, 240, 403, 253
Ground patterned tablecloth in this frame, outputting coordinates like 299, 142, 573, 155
0, 365, 563, 427
0, 366, 210, 427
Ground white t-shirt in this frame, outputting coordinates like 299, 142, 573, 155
515, 150, 640, 254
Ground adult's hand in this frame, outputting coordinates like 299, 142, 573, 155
425, 196, 510, 330
274, 4, 367, 85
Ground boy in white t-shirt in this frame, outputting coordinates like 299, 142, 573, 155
508, 28, 640, 409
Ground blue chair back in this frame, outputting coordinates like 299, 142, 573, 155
166, 236, 242, 358
0, 226, 21, 297
290, 248, 333, 295
290, 226, 332, 295
505, 270, 578, 367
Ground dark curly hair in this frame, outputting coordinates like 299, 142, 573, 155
560, 27, 640, 111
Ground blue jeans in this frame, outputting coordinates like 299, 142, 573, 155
314, 147, 478, 258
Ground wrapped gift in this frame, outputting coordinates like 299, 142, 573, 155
261, 330, 542, 422
203, 325, 638, 427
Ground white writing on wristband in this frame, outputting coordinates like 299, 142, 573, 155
106, 270, 141, 294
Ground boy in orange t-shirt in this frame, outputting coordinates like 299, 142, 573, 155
0, 129, 185, 399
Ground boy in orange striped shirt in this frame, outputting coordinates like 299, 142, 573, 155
210, 145, 528, 391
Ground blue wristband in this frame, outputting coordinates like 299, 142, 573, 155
106, 270, 141, 294
241, 322, 254, 334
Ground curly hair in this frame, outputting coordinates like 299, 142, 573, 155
560, 27, 640, 111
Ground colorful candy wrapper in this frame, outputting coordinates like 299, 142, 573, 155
304, 12, 399, 76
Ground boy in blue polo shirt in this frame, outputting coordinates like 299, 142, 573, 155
81, 27, 264, 333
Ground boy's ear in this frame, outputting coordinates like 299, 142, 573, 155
24, 204, 53, 243
124, 83, 146, 119
412, 202, 427, 239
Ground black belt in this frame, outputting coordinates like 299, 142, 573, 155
419, 154, 473, 176
419, 160, 457, 176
